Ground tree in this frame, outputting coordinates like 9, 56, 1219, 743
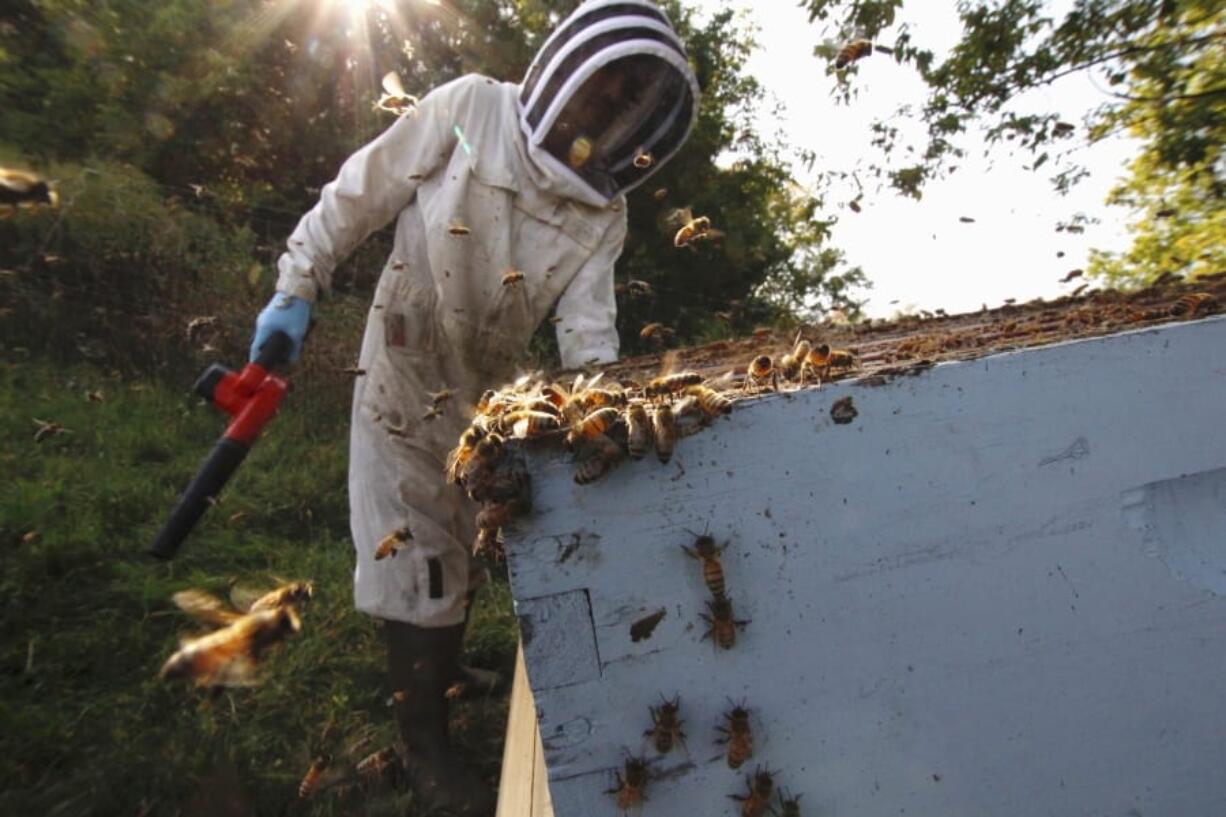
801, 0, 1224, 285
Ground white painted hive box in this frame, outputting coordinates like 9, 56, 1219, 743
505, 316, 1226, 817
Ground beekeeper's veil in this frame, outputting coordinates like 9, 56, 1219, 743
519, 0, 700, 204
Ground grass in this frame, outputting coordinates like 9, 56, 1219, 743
0, 358, 518, 816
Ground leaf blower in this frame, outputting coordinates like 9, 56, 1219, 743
148, 331, 293, 559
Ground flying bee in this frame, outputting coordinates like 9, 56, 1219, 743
625, 401, 653, 460
502, 269, 525, 287
375, 526, 414, 560
673, 215, 711, 248
427, 388, 453, 406
715, 700, 754, 769
504, 409, 561, 439
644, 370, 703, 399
681, 532, 727, 599
566, 406, 621, 447
644, 694, 686, 754
834, 38, 874, 70
684, 384, 733, 417
729, 767, 776, 817
355, 746, 399, 785
185, 315, 218, 343
568, 135, 594, 169
627, 279, 653, 297
159, 604, 301, 689
246, 580, 314, 613
606, 754, 650, 813
640, 322, 673, 345
0, 167, 58, 215
448, 223, 471, 236
808, 343, 857, 379
652, 403, 676, 464
652, 187, 669, 201
299, 755, 330, 799
774, 788, 803, 817
1170, 292, 1219, 317
633, 148, 654, 169
374, 71, 418, 116
32, 417, 70, 443
743, 355, 778, 394
421, 406, 443, 422
574, 432, 625, 485
701, 595, 749, 650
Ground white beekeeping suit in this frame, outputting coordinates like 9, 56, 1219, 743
275, 0, 699, 631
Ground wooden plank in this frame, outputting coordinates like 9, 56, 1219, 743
505, 317, 1226, 817
496, 646, 553, 817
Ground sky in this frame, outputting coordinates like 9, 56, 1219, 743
687, 0, 1140, 319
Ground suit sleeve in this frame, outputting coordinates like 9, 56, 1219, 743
274, 78, 467, 302
554, 205, 629, 369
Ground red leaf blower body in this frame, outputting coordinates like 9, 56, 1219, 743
148, 331, 293, 559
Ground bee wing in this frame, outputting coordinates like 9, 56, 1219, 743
173, 590, 241, 626
381, 71, 406, 98
584, 371, 604, 390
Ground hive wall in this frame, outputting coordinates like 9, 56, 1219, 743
505, 316, 1226, 816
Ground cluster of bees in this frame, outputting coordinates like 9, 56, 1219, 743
608, 528, 802, 816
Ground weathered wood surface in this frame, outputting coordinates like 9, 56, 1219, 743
505, 316, 1226, 817
496, 646, 553, 817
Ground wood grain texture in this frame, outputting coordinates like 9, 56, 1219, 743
496, 646, 554, 817
506, 317, 1226, 817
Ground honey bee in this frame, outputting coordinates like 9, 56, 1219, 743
808, 343, 857, 379
375, 526, 414, 560
644, 694, 685, 754
834, 38, 873, 69
299, 755, 330, 799
652, 404, 676, 464
779, 336, 813, 383
355, 746, 399, 785
446, 425, 485, 484
743, 355, 778, 394
32, 417, 70, 443
0, 167, 58, 215
185, 315, 218, 343
502, 269, 525, 287
681, 532, 727, 599
568, 135, 594, 169
684, 384, 732, 417
475, 499, 525, 531
605, 754, 650, 813
247, 580, 314, 613
652, 187, 669, 201
775, 788, 803, 817
374, 71, 418, 116
625, 401, 653, 460
627, 279, 653, 297
1170, 292, 1219, 317
700, 595, 749, 650
159, 604, 301, 688
566, 406, 621, 447
673, 215, 711, 248
715, 700, 754, 769
729, 767, 775, 817
427, 388, 453, 406
504, 409, 561, 438
421, 406, 443, 422
633, 149, 654, 169
574, 432, 625, 485
645, 370, 703, 399
448, 223, 471, 236
640, 322, 673, 345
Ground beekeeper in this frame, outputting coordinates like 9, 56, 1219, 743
248, 0, 698, 811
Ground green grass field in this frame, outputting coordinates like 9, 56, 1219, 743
0, 359, 517, 816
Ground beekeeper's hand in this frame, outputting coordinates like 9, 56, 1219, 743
249, 291, 312, 363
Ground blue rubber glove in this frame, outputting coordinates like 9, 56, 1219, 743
250, 292, 312, 363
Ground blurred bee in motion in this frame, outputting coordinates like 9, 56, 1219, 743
625, 401, 653, 460
375, 526, 414, 560
421, 406, 443, 422
0, 167, 58, 217
299, 755, 331, 800
808, 343, 857, 380
674, 214, 712, 248
682, 531, 727, 599
502, 269, 526, 287
701, 595, 749, 650
374, 71, 418, 116
159, 599, 302, 689
448, 223, 471, 236
834, 38, 874, 70
729, 766, 776, 817
653, 187, 669, 201
245, 580, 314, 614
427, 388, 453, 407
644, 694, 686, 754
743, 355, 778, 394
574, 431, 625, 485
652, 403, 676, 464
355, 746, 400, 787
684, 384, 732, 417
775, 788, 803, 817
715, 700, 754, 769
606, 754, 650, 813
645, 370, 703, 400
1170, 292, 1219, 317
633, 148, 654, 169
32, 418, 70, 443
639, 322, 674, 347
565, 406, 621, 448
185, 315, 219, 344
627, 279, 654, 297
569, 135, 594, 169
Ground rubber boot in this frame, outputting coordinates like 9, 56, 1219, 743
386, 620, 495, 816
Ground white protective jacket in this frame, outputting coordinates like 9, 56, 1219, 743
275, 0, 698, 626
